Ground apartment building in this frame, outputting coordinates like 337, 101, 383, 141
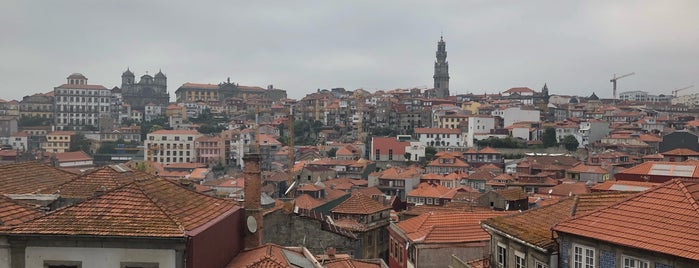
42, 131, 75, 153
145, 130, 202, 165
53, 73, 111, 130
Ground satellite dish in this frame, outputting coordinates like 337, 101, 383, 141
247, 216, 258, 233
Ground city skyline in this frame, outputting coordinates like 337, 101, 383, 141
2, 1, 698, 101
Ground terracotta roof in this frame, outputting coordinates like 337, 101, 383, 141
503, 87, 536, 94
395, 211, 509, 244
47, 131, 76, 136
566, 163, 608, 174
372, 137, 409, 156
294, 194, 325, 210
407, 182, 451, 199
414, 128, 461, 134
538, 182, 590, 196
0, 195, 43, 228
427, 156, 469, 168
179, 82, 219, 90
149, 129, 201, 135
616, 161, 699, 178
324, 259, 382, 268
352, 186, 383, 198
12, 177, 239, 237
54, 151, 92, 163
226, 243, 314, 268
591, 180, 660, 192
478, 147, 500, 154
0, 162, 77, 194
484, 192, 636, 250
55, 84, 107, 90
554, 179, 699, 261
40, 165, 155, 199
332, 193, 388, 215
494, 188, 527, 200
662, 148, 699, 156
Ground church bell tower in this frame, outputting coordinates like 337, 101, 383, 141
433, 35, 450, 99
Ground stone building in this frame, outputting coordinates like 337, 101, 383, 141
19, 92, 54, 120
120, 69, 169, 111
53, 73, 111, 130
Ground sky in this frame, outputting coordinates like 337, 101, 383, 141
1, 1, 698, 101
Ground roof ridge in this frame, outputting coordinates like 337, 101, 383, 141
675, 179, 699, 213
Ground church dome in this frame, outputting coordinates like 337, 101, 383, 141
67, 73, 87, 80
141, 74, 153, 79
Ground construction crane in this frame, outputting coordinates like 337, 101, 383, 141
672, 85, 694, 97
285, 104, 296, 197
610, 72, 635, 99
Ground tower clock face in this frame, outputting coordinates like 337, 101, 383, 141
247, 216, 258, 233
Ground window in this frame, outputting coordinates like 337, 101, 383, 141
388, 149, 393, 160
535, 260, 548, 268
497, 242, 507, 267
622, 255, 648, 268
515, 251, 525, 268
573, 243, 595, 268
44, 260, 82, 268
426, 198, 433, 205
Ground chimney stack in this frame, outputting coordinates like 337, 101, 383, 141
243, 153, 262, 249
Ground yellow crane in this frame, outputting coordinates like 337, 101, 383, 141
672, 85, 694, 97
610, 72, 635, 99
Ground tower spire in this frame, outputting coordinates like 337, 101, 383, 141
433, 35, 450, 99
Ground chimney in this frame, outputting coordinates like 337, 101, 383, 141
243, 153, 262, 249
326, 247, 336, 259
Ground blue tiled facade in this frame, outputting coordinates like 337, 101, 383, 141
655, 263, 674, 268
599, 250, 616, 268
559, 238, 569, 268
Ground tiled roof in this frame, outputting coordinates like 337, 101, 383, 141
226, 243, 313, 268
55, 84, 107, 90
324, 259, 382, 268
407, 182, 451, 199
179, 82, 219, 90
538, 182, 590, 196
554, 179, 699, 261
414, 128, 461, 134
149, 129, 201, 135
590, 180, 660, 192
566, 163, 607, 174
484, 192, 635, 250
40, 165, 156, 199
395, 211, 509, 244
478, 147, 500, 154
0, 195, 43, 228
616, 161, 699, 178
332, 193, 388, 215
495, 188, 527, 200
0, 162, 77, 194
294, 194, 325, 210
427, 156, 469, 168
372, 137, 409, 156
661, 148, 699, 156
12, 177, 239, 237
54, 151, 92, 162
503, 87, 535, 94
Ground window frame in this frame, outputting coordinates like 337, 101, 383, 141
514, 250, 525, 268
44, 260, 82, 268
572, 243, 596, 268
621, 255, 649, 268
496, 242, 507, 267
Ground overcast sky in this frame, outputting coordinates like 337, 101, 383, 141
1, 1, 698, 101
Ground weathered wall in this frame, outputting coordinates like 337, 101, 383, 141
416, 242, 488, 268
263, 210, 360, 257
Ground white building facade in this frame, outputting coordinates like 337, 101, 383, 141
54, 73, 111, 130
145, 129, 202, 165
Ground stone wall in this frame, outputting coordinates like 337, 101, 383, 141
262, 210, 360, 257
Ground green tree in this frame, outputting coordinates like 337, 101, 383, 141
327, 147, 338, 158
562, 135, 580, 151
97, 141, 116, 154
19, 115, 51, 127
69, 134, 91, 153
424, 146, 437, 163
542, 127, 557, 148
